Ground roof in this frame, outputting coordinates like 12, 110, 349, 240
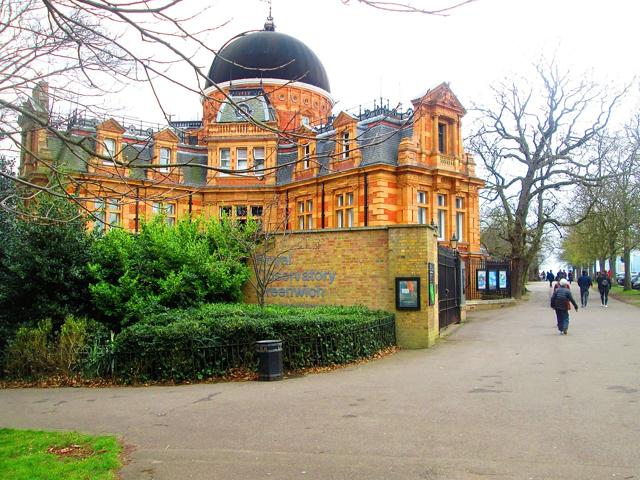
207, 30, 330, 92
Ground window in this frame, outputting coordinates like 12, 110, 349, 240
297, 199, 313, 230
250, 205, 263, 217
301, 116, 310, 126
94, 198, 121, 232
303, 144, 311, 169
336, 192, 354, 228
456, 197, 464, 209
438, 209, 446, 240
153, 202, 176, 226
456, 212, 464, 242
103, 138, 116, 165
159, 147, 170, 173
237, 148, 247, 172
417, 190, 428, 225
219, 205, 232, 218
341, 131, 350, 160
219, 148, 230, 176
437, 194, 446, 207
253, 147, 264, 174
438, 123, 446, 154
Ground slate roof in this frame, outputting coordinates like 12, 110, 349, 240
276, 150, 297, 185
358, 123, 401, 167
179, 151, 208, 186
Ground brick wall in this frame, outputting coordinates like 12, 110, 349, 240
242, 225, 440, 348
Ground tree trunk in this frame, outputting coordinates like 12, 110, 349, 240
511, 257, 527, 299
623, 246, 632, 290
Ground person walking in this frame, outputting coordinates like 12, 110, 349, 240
550, 278, 579, 335
546, 270, 554, 287
597, 271, 611, 307
577, 270, 593, 307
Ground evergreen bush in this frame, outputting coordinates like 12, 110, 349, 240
113, 304, 395, 381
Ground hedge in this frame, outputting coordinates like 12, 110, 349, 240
112, 304, 395, 382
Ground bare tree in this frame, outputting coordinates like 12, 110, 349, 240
228, 196, 304, 307
469, 60, 627, 298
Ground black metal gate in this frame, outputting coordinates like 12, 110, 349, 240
438, 246, 461, 331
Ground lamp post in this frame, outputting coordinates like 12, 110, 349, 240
450, 233, 458, 252
450, 234, 462, 311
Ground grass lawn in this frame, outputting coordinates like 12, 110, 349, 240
0, 429, 122, 480
608, 285, 640, 307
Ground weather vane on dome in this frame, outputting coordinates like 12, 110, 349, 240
263, 0, 275, 31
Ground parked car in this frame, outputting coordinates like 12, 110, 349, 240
633, 275, 640, 290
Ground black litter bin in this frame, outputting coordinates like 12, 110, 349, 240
255, 340, 283, 381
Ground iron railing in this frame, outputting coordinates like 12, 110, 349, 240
464, 257, 512, 300
88, 317, 396, 382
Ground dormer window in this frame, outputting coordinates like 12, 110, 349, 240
303, 144, 311, 169
159, 147, 170, 173
438, 123, 447, 154
341, 131, 350, 160
103, 138, 116, 165
235, 103, 252, 119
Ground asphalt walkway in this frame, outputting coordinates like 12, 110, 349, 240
1, 282, 639, 479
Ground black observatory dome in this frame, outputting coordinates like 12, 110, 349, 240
206, 23, 330, 93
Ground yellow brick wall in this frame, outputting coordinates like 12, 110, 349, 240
242, 225, 440, 349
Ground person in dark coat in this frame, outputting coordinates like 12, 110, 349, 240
546, 270, 555, 287
597, 271, 611, 307
577, 270, 593, 307
550, 278, 579, 335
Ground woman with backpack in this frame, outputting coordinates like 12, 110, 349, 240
597, 271, 611, 307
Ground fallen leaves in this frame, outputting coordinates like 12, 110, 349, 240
47, 444, 94, 460
0, 346, 400, 388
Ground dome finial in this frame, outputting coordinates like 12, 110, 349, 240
264, 0, 275, 31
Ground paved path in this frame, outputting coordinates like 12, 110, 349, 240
1, 282, 639, 479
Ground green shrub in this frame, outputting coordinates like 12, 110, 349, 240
0, 195, 93, 332
113, 304, 395, 381
3, 316, 108, 379
88, 216, 251, 331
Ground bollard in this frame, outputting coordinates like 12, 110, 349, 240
255, 340, 283, 381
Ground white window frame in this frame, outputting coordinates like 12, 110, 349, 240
153, 202, 176, 226
303, 144, 311, 169
456, 212, 464, 242
342, 131, 350, 160
219, 148, 230, 176
438, 209, 446, 240
253, 147, 264, 174
456, 197, 464, 209
437, 194, 446, 207
159, 147, 170, 173
236, 148, 247, 172
103, 138, 116, 165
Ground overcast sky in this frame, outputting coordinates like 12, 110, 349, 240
113, 0, 639, 133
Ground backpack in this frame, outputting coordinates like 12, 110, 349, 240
601, 278, 610, 288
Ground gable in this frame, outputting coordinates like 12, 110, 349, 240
332, 111, 357, 129
97, 118, 126, 134
413, 83, 466, 115
154, 128, 180, 143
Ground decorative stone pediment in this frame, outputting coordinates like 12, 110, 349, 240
332, 111, 357, 129
412, 83, 466, 115
153, 128, 180, 143
97, 118, 126, 134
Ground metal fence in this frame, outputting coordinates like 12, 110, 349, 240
102, 318, 397, 382
464, 257, 512, 301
